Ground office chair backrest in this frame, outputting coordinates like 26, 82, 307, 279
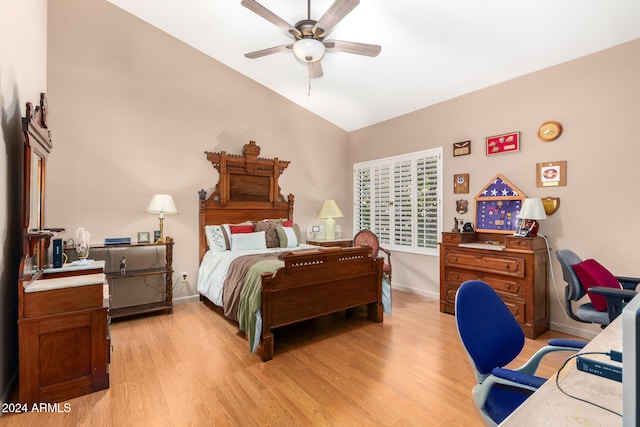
455, 280, 525, 376
556, 249, 587, 301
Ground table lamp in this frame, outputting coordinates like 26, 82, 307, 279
518, 198, 547, 237
146, 194, 177, 243
318, 199, 344, 240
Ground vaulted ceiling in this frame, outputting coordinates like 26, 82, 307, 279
107, 0, 640, 131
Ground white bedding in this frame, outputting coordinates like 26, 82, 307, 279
197, 244, 315, 307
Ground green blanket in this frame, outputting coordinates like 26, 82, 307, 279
237, 259, 284, 352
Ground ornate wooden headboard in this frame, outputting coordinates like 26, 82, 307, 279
198, 141, 294, 260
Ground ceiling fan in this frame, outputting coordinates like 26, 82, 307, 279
241, 0, 382, 79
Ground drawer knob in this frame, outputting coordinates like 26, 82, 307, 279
504, 263, 511, 269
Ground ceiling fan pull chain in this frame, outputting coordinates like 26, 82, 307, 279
308, 77, 311, 97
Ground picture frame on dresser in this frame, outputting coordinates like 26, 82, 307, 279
137, 231, 150, 244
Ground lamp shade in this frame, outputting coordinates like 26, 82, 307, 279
518, 198, 547, 220
146, 194, 178, 216
293, 38, 325, 63
318, 199, 344, 219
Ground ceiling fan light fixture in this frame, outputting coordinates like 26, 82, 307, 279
293, 38, 325, 63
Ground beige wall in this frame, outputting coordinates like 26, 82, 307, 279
349, 38, 640, 339
0, 0, 48, 405
46, 0, 350, 302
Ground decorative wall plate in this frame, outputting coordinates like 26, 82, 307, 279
538, 121, 562, 142
542, 197, 560, 215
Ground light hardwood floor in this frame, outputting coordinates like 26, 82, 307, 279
3, 290, 580, 426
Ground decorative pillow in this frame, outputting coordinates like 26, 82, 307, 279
254, 220, 281, 248
204, 225, 228, 254
282, 220, 303, 243
231, 231, 267, 251
276, 226, 298, 248
229, 224, 255, 234
572, 259, 622, 312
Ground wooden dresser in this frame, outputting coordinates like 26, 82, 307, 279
19, 262, 110, 405
439, 232, 549, 338
17, 95, 109, 405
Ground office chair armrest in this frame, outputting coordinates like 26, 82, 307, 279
491, 368, 546, 388
588, 286, 637, 300
516, 342, 585, 375
616, 276, 640, 290
548, 338, 588, 349
590, 286, 638, 322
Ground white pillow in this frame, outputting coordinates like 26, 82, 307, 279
231, 231, 267, 251
204, 225, 227, 254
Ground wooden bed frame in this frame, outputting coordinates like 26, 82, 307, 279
198, 141, 383, 361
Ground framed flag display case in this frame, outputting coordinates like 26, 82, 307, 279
474, 174, 526, 233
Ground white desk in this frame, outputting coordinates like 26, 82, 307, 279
500, 319, 623, 425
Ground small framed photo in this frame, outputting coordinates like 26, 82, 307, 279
486, 132, 520, 155
454, 173, 469, 194
137, 231, 150, 244
537, 160, 567, 187
453, 140, 471, 157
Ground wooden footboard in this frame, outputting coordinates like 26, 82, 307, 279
259, 246, 384, 361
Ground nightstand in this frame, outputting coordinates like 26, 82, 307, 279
66, 238, 174, 319
307, 238, 353, 248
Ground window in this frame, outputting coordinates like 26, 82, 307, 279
353, 147, 442, 255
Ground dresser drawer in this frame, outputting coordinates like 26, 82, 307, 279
444, 250, 525, 278
445, 268, 524, 297
441, 232, 476, 244
442, 281, 525, 321
503, 298, 525, 322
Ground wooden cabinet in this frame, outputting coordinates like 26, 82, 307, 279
83, 238, 174, 319
17, 94, 110, 405
18, 263, 110, 405
307, 238, 353, 248
439, 232, 549, 338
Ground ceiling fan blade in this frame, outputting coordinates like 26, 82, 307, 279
312, 0, 359, 38
324, 40, 381, 57
308, 62, 323, 79
241, 0, 301, 37
244, 44, 293, 59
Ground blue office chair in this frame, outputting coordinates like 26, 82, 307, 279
455, 280, 587, 426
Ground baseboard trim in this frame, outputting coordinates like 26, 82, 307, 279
549, 320, 599, 340
173, 295, 200, 305
391, 282, 439, 301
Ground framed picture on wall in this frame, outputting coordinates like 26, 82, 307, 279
454, 173, 469, 194
453, 140, 471, 157
536, 160, 567, 187
486, 132, 520, 155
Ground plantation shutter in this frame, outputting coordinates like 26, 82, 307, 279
354, 147, 442, 256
